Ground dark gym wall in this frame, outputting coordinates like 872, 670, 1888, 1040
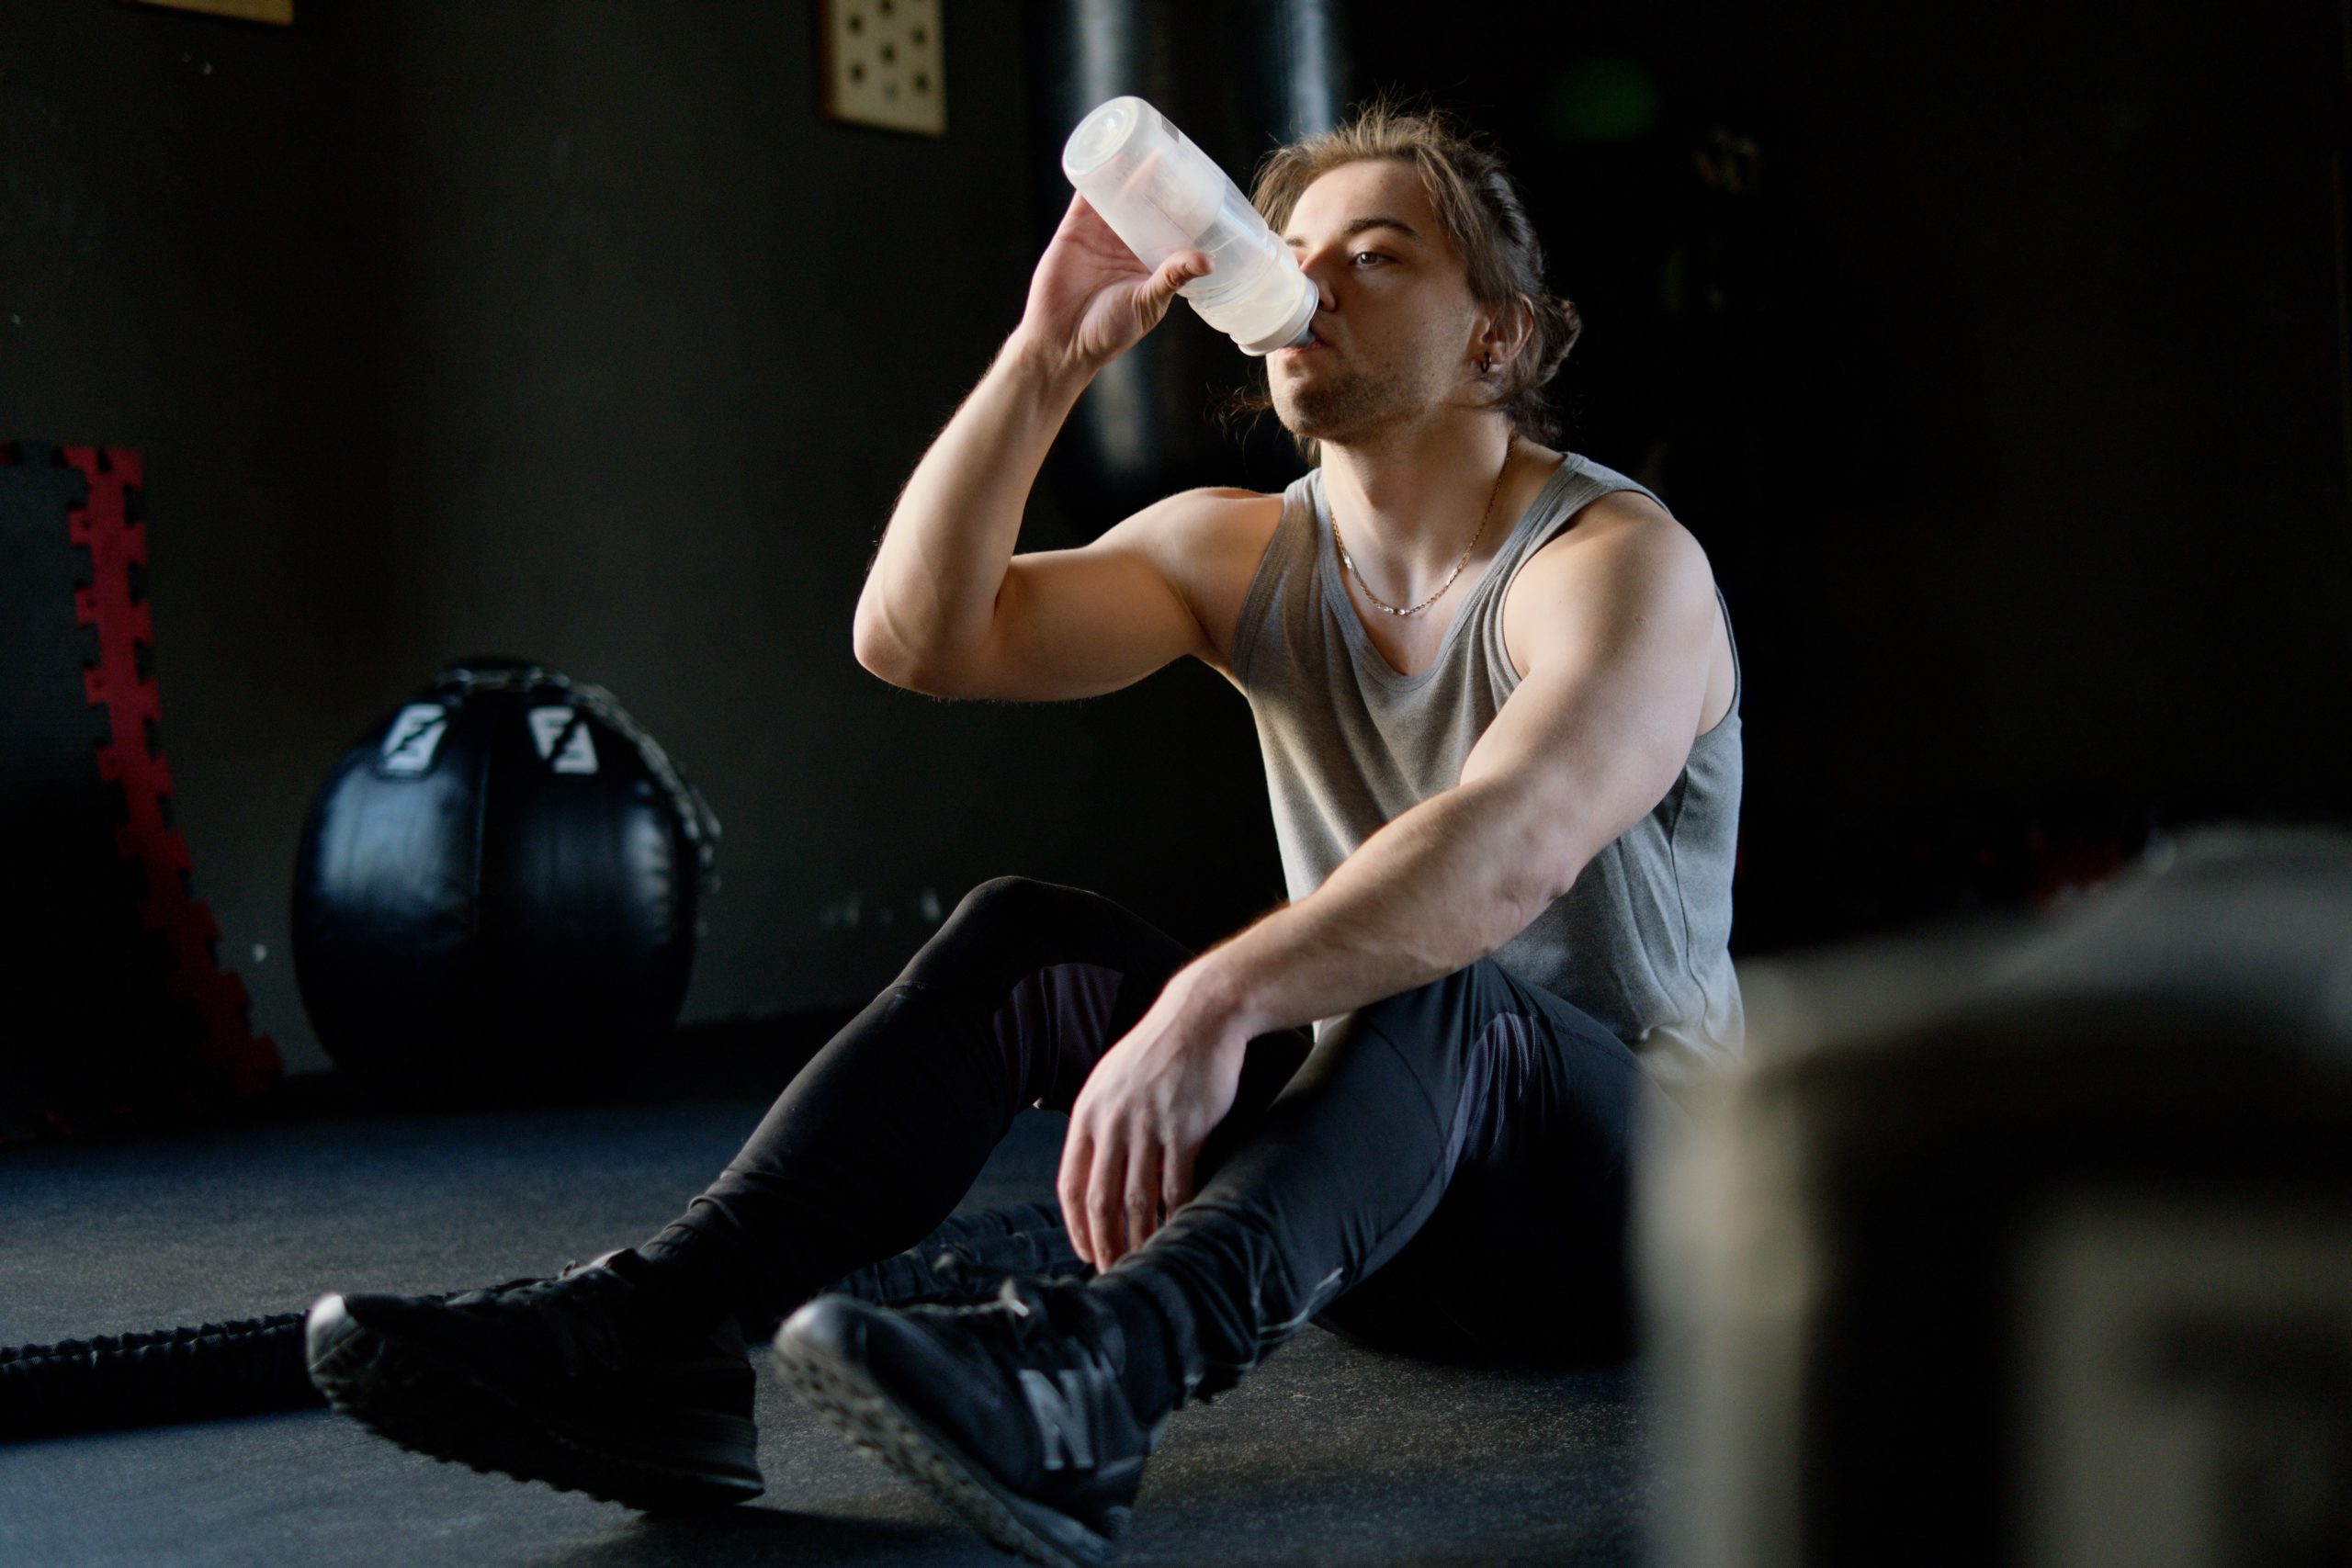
2, 2, 1286, 1077
6, 2, 2347, 1076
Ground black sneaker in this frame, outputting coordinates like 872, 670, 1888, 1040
774, 1275, 1166, 1568
304, 1247, 762, 1511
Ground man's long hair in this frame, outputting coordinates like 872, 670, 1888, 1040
1223, 96, 1583, 463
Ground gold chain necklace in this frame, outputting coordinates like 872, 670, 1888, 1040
1329, 442, 1514, 617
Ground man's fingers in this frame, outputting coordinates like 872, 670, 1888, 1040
1161, 1140, 1197, 1221
1058, 1124, 1096, 1268
1085, 1130, 1126, 1269
1121, 1138, 1163, 1258
1145, 250, 1209, 310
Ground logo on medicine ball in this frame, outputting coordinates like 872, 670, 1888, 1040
378, 704, 450, 776
526, 706, 600, 774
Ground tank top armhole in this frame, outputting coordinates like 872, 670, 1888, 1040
1489, 509, 1581, 697
1487, 464, 1633, 694
1715, 583, 1743, 722
1512, 465, 1743, 735
1229, 480, 1308, 694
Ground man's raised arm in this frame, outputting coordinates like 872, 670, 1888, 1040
851, 195, 1210, 692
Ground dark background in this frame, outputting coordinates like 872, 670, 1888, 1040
4, 0, 2345, 1076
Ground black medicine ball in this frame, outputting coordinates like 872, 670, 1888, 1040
290, 658, 719, 1105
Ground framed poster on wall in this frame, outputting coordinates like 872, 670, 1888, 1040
126, 0, 294, 24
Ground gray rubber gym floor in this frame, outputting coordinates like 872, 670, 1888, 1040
0, 1027, 1655, 1568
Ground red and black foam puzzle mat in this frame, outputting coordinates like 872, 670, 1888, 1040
0, 441, 279, 1141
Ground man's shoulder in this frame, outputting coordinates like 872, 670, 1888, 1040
1559, 482, 1679, 538
1159, 483, 1288, 523
1520, 484, 1701, 587
1502, 484, 1717, 657
1135, 484, 1288, 562
1114, 487, 1290, 685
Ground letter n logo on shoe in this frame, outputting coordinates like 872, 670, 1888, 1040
1018, 1369, 1095, 1471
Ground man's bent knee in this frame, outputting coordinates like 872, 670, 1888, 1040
944, 875, 1087, 935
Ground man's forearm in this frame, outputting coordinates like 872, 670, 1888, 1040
852, 332, 1091, 682
1187, 780, 1573, 1041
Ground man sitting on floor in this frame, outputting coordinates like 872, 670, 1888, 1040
306, 99, 1744, 1568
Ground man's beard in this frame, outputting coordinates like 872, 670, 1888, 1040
1271, 350, 1453, 446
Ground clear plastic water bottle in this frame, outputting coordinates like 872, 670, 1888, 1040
1061, 96, 1318, 356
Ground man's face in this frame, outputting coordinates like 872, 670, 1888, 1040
1267, 157, 1484, 446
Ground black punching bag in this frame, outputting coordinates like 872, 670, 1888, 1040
1024, 0, 1352, 527
289, 659, 718, 1106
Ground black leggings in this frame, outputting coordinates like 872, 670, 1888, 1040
645, 877, 1678, 1397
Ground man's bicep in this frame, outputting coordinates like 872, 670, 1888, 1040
911, 489, 1236, 702
1458, 522, 1720, 890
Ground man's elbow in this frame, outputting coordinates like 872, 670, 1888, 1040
852, 612, 933, 692
1520, 824, 1592, 914
1457, 779, 1585, 925
1522, 864, 1579, 927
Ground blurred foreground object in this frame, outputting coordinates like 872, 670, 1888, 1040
1643, 823, 2352, 1567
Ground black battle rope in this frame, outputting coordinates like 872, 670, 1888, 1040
1, 1201, 1083, 1441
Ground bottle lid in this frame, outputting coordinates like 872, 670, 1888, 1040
1234, 284, 1320, 357
1063, 97, 1143, 183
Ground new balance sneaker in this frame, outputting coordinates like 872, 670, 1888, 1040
305, 1248, 762, 1511
775, 1276, 1168, 1568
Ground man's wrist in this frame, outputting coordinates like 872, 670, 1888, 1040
1177, 936, 1277, 1042
1001, 327, 1094, 399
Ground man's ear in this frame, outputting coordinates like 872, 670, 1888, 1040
1477, 293, 1537, 371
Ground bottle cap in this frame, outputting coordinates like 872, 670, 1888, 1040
1063, 97, 1142, 183
1234, 285, 1319, 357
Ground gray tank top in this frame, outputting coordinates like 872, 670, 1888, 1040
1228, 453, 1744, 1100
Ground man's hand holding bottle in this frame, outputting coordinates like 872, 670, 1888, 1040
1011, 192, 1211, 383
